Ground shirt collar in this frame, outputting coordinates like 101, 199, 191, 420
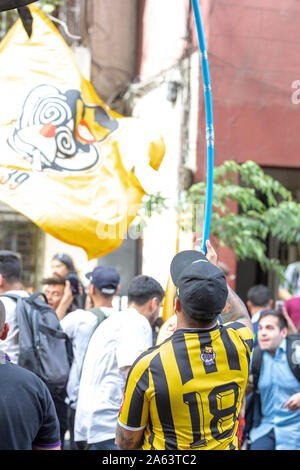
278, 337, 287, 353
175, 323, 219, 334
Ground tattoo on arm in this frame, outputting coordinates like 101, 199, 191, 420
115, 423, 143, 450
220, 286, 252, 330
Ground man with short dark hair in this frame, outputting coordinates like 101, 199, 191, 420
42, 275, 71, 313
0, 299, 61, 450
60, 265, 121, 449
116, 242, 253, 450
248, 310, 300, 450
247, 284, 273, 346
74, 274, 164, 450
0, 250, 29, 363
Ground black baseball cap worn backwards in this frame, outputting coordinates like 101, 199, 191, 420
170, 250, 228, 319
86, 266, 120, 295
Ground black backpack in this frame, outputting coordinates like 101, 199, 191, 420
251, 334, 300, 387
243, 334, 300, 447
1, 292, 73, 394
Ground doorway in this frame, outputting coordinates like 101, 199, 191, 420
236, 167, 300, 303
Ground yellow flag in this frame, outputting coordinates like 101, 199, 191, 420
162, 217, 180, 322
162, 275, 176, 322
161, 210, 196, 321
0, 6, 165, 259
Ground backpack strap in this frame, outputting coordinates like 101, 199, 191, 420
286, 334, 300, 383
27, 292, 48, 304
79, 307, 109, 379
251, 345, 263, 390
243, 346, 263, 444
0, 293, 22, 301
251, 336, 300, 385
88, 307, 108, 326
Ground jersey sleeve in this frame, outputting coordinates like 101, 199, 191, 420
225, 321, 254, 357
118, 356, 150, 431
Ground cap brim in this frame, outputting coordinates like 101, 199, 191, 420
170, 250, 207, 286
85, 272, 92, 281
101, 287, 116, 295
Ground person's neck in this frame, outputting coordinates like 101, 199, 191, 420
92, 294, 113, 308
250, 306, 267, 316
0, 282, 23, 294
267, 339, 285, 358
177, 315, 217, 330
127, 302, 150, 322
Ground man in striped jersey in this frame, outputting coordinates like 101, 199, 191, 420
116, 241, 254, 450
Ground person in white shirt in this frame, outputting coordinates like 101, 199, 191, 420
0, 250, 29, 364
60, 265, 120, 449
74, 274, 164, 450
278, 261, 300, 301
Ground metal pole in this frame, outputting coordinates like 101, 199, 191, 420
191, 0, 214, 254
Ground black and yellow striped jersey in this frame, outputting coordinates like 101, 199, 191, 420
118, 321, 253, 450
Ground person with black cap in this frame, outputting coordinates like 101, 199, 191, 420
60, 265, 120, 449
116, 240, 254, 451
156, 253, 231, 345
74, 274, 164, 450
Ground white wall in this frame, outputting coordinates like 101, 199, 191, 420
41, 234, 97, 287
130, 53, 199, 289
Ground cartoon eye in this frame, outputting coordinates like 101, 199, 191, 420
76, 120, 96, 144
56, 126, 76, 157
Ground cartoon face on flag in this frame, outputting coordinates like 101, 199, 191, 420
0, 5, 165, 259
8, 84, 118, 172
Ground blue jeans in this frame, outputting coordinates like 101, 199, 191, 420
89, 438, 118, 450
250, 428, 275, 450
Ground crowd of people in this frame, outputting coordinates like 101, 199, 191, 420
0, 244, 299, 451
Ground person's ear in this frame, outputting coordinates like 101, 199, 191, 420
149, 297, 158, 312
0, 322, 9, 341
281, 327, 288, 340
174, 297, 182, 314
0, 274, 4, 287
89, 284, 95, 296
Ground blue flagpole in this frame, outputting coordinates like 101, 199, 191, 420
191, 0, 214, 254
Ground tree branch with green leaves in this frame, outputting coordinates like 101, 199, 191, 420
139, 160, 300, 282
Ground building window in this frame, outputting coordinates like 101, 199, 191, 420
0, 219, 41, 290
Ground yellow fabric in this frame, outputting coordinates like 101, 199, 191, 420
119, 322, 253, 450
161, 276, 176, 323
162, 215, 181, 322
156, 314, 177, 345
0, 6, 165, 259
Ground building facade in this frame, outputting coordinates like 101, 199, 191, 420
0, 0, 299, 302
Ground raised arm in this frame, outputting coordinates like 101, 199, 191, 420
55, 280, 74, 321
220, 285, 253, 331
199, 240, 253, 331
